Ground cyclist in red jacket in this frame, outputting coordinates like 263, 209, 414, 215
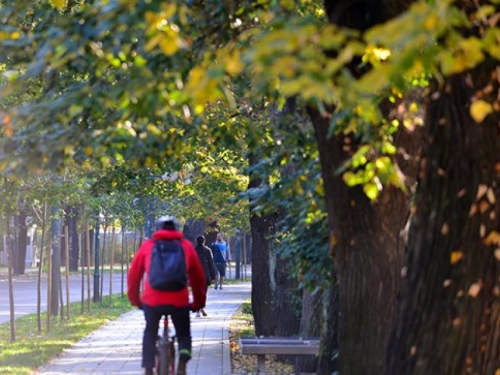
128, 216, 206, 375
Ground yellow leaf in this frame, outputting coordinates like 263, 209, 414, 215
144, 157, 154, 167
50, 0, 66, 9
440, 37, 484, 75
484, 230, 500, 246
450, 251, 464, 265
470, 100, 493, 123
159, 37, 180, 56
225, 51, 243, 76
63, 146, 74, 155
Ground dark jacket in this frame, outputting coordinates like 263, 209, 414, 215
127, 229, 206, 311
195, 244, 217, 286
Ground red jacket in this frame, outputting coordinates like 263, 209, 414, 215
127, 229, 206, 310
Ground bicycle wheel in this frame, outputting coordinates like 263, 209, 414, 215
167, 340, 175, 375
158, 337, 170, 375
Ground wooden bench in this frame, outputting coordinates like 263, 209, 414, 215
239, 337, 320, 374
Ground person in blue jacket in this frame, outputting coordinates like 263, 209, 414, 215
211, 233, 231, 290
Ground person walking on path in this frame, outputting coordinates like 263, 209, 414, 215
194, 235, 216, 317
127, 216, 206, 375
211, 233, 231, 290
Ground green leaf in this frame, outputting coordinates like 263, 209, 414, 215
363, 182, 380, 200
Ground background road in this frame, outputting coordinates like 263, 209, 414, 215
0, 271, 128, 325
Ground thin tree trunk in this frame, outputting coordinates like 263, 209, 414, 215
64, 225, 70, 319
121, 227, 125, 297
100, 224, 108, 299
37, 201, 47, 332
86, 219, 91, 312
109, 225, 115, 301
7, 213, 16, 342
81, 230, 85, 314
46, 235, 52, 332
59, 271, 63, 319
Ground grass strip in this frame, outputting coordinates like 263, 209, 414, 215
0, 295, 133, 375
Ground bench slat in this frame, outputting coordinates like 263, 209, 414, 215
241, 345, 319, 355
239, 337, 320, 356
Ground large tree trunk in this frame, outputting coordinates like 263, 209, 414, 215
250, 207, 279, 336
274, 254, 301, 337
296, 288, 324, 373
183, 219, 205, 244
388, 65, 500, 374
249, 149, 280, 336
317, 276, 339, 374
63, 205, 80, 271
310, 105, 414, 373
314, 1, 414, 373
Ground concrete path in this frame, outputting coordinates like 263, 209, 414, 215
34, 282, 251, 375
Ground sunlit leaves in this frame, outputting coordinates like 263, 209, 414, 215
144, 3, 188, 56
482, 28, 500, 60
439, 37, 484, 75
247, 21, 343, 104
185, 64, 224, 113
470, 100, 494, 123
224, 50, 244, 76
342, 152, 403, 201
50, 0, 66, 9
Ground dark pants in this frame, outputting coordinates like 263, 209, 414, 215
142, 304, 191, 369
215, 261, 226, 278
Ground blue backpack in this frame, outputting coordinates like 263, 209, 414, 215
149, 240, 187, 291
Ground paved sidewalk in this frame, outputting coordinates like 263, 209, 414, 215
35, 282, 251, 375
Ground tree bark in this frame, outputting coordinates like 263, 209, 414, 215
312, 1, 415, 373
296, 289, 323, 373
388, 65, 500, 374
317, 276, 339, 374
50, 206, 61, 316
310, 105, 414, 373
250, 207, 279, 336
249, 149, 280, 336
183, 219, 206, 244
63, 205, 80, 271
16, 211, 28, 275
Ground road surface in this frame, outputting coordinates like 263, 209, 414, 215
0, 271, 128, 325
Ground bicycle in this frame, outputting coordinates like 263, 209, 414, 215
156, 315, 176, 375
